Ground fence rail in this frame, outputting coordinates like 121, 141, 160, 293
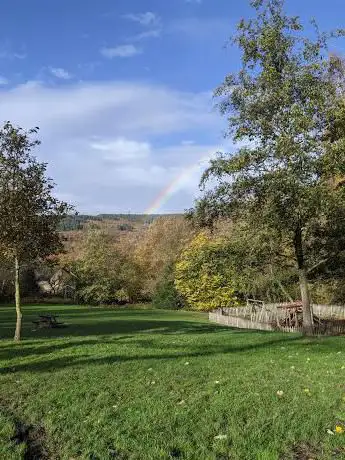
209, 303, 345, 335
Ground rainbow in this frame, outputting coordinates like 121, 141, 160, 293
144, 152, 214, 215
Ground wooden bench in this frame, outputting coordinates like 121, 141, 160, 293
32, 314, 66, 329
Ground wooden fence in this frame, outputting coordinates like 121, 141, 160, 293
310, 304, 345, 320
209, 311, 275, 331
209, 304, 345, 335
220, 304, 345, 319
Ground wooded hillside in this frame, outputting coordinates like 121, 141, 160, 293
2, 212, 345, 309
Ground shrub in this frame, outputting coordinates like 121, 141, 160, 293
175, 232, 238, 311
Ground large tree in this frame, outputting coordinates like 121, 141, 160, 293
191, 0, 345, 333
0, 122, 71, 341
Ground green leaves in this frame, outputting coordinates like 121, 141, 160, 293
0, 122, 72, 264
175, 232, 239, 310
73, 226, 144, 305
195, 0, 345, 236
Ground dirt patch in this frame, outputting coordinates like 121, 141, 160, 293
11, 420, 49, 460
282, 442, 345, 460
281, 442, 322, 460
0, 398, 50, 460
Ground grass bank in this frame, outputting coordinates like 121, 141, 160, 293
0, 305, 345, 459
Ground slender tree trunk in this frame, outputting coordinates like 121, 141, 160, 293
14, 256, 22, 342
298, 267, 313, 332
294, 226, 314, 335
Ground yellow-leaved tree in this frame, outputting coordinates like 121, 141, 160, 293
175, 232, 239, 311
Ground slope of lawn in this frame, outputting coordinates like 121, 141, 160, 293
0, 304, 345, 459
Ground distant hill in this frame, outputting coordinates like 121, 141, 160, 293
58, 214, 182, 231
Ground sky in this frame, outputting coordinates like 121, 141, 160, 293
0, 0, 344, 214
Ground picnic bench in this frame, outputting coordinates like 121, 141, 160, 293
32, 314, 66, 329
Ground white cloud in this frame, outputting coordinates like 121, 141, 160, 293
123, 12, 159, 27
13, 52, 27, 59
91, 138, 151, 162
131, 30, 161, 41
0, 42, 27, 60
0, 76, 8, 85
0, 50, 26, 59
0, 80, 224, 213
0, 81, 217, 135
181, 140, 195, 146
100, 45, 141, 58
49, 67, 73, 80
169, 17, 229, 42
122, 12, 161, 44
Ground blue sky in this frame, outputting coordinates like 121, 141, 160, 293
0, 0, 344, 214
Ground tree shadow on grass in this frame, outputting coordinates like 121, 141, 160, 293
1, 321, 343, 376
0, 334, 307, 375
0, 318, 276, 360
1, 306, 344, 376
0, 318, 232, 341
0, 335, 137, 361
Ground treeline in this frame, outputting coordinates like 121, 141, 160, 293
2, 213, 345, 309
58, 214, 181, 231
57, 217, 191, 307
33, 215, 345, 309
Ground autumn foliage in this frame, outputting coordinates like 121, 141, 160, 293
175, 233, 238, 311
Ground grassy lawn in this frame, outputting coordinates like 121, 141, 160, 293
0, 305, 345, 459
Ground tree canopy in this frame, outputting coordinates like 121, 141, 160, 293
191, 0, 345, 333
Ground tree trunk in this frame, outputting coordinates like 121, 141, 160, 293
298, 267, 314, 334
294, 226, 314, 335
14, 256, 22, 342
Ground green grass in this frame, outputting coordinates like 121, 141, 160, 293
1, 304, 345, 459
